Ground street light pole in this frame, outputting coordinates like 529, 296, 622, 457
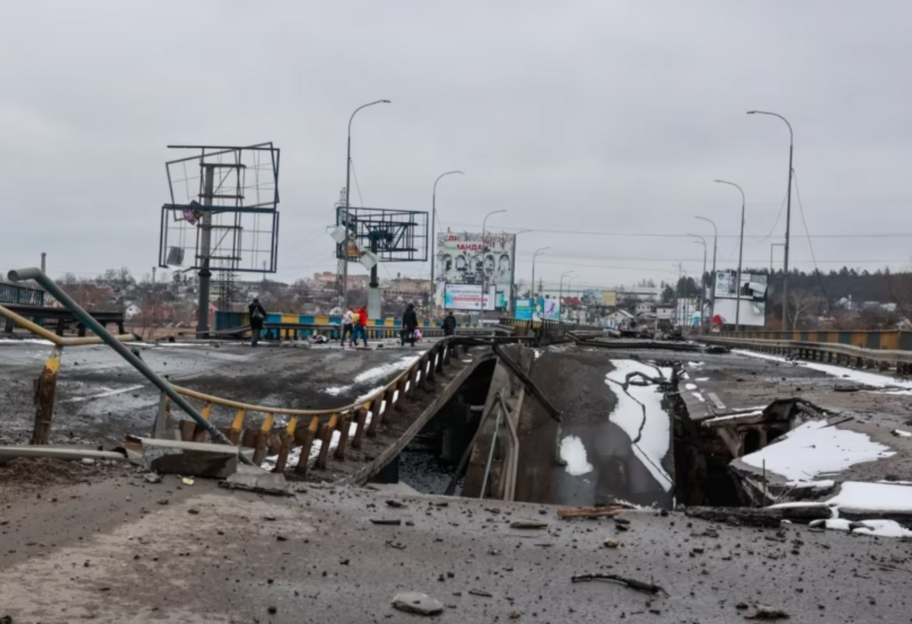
481, 209, 507, 315
695, 216, 717, 326
714, 180, 746, 332
506, 229, 531, 314
770, 243, 784, 274
688, 235, 707, 332
748, 110, 794, 331
559, 270, 574, 326
430, 170, 464, 315
531, 247, 550, 300
342, 99, 391, 310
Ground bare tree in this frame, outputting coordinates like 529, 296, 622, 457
787, 290, 821, 330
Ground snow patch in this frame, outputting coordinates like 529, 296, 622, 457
892, 429, 912, 438
62, 384, 145, 403
0, 338, 55, 346
819, 518, 912, 539
742, 421, 895, 481
733, 349, 912, 389
604, 360, 673, 491
685, 383, 697, 391
826, 481, 912, 513
322, 355, 421, 397
559, 435, 593, 476
691, 392, 705, 402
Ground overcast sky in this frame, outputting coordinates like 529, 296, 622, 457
2, 1, 911, 293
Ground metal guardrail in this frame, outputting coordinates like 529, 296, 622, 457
0, 282, 45, 306
6, 268, 466, 475
717, 328, 912, 351
700, 336, 912, 374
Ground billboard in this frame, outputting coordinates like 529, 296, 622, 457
444, 283, 495, 311
435, 231, 516, 309
713, 270, 767, 327
543, 298, 560, 321
600, 290, 618, 306
514, 298, 533, 320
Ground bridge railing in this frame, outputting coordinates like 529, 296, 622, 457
0, 282, 45, 306
700, 335, 912, 375
717, 328, 912, 351
5, 268, 463, 475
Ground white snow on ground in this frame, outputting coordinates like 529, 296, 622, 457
742, 420, 894, 481
61, 384, 144, 403
892, 429, 912, 438
695, 377, 709, 382
686, 361, 705, 368
322, 355, 421, 396
604, 360, 674, 491
733, 349, 912, 389
691, 392, 705, 402
701, 410, 765, 425
785, 479, 835, 490
0, 338, 56, 346
559, 435, 593, 476
827, 481, 912, 513
685, 383, 697, 391
820, 518, 912, 538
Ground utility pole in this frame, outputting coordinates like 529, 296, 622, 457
430, 171, 464, 315
197, 165, 215, 338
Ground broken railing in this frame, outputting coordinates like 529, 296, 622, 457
6, 268, 464, 475
0, 300, 136, 444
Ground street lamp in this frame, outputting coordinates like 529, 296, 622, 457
770, 243, 784, 274
342, 99, 391, 309
481, 209, 507, 314
748, 110, 794, 331
429, 170, 464, 314
531, 247, 550, 299
688, 235, 707, 332
695, 216, 717, 325
507, 229, 532, 313
714, 179, 746, 331
559, 270, 575, 325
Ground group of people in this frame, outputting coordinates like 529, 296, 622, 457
248, 297, 459, 348
340, 305, 370, 347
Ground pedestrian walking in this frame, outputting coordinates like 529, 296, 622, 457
248, 298, 267, 347
341, 308, 354, 346
352, 305, 369, 347
401, 302, 418, 347
442, 310, 457, 336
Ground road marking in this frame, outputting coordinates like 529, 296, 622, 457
62, 384, 144, 403
707, 392, 727, 410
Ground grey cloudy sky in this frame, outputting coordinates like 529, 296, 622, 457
2, 1, 911, 292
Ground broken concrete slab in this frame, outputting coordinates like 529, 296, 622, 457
140, 438, 239, 479
392, 592, 444, 616
220, 464, 290, 495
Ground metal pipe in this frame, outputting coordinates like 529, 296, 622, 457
479, 399, 504, 499
7, 267, 251, 463
714, 180, 746, 331
430, 170, 464, 313
748, 110, 794, 331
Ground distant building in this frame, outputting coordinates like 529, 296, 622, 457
635, 302, 656, 315
604, 309, 635, 330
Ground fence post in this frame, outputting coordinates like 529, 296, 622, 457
274, 417, 298, 473
31, 345, 62, 445
253, 413, 274, 466
351, 406, 369, 449
314, 413, 338, 470
294, 416, 320, 476
334, 412, 353, 461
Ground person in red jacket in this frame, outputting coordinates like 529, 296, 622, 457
351, 305, 369, 347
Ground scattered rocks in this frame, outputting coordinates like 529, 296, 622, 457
370, 518, 402, 526
386, 499, 406, 508
603, 539, 619, 549
510, 520, 548, 529
81, 458, 96, 466
743, 604, 790, 620
469, 589, 493, 598
144, 473, 162, 484
392, 592, 444, 616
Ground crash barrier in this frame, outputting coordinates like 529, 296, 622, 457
1, 302, 125, 336
700, 336, 912, 375
5, 269, 465, 474
158, 337, 460, 475
0, 282, 45, 306
215, 310, 483, 340
0, 302, 141, 444
719, 328, 912, 351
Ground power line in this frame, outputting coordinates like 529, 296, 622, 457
444, 222, 912, 240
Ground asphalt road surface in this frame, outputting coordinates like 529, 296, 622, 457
0, 338, 428, 445
0, 464, 909, 623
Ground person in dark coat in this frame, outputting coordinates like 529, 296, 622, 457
401, 302, 418, 347
442, 311, 457, 336
248, 298, 267, 346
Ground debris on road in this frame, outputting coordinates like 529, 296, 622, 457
219, 465, 292, 496
143, 473, 162, 484
557, 505, 627, 520
743, 604, 790, 620
370, 518, 402, 526
468, 589, 493, 598
571, 573, 666, 595
685, 505, 830, 527
386, 499, 407, 508
392, 592, 444, 616
509, 519, 548, 529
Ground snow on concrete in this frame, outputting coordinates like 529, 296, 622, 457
685, 383, 698, 391
742, 420, 895, 481
691, 392, 705, 402
702, 410, 765, 425
819, 518, 912, 538
605, 360, 674, 492
0, 338, 56, 346
784, 479, 835, 491
733, 349, 912, 389
559, 435, 593, 476
826, 481, 912, 514
61, 384, 145, 403
892, 429, 912, 438
323, 355, 421, 396
686, 361, 705, 368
